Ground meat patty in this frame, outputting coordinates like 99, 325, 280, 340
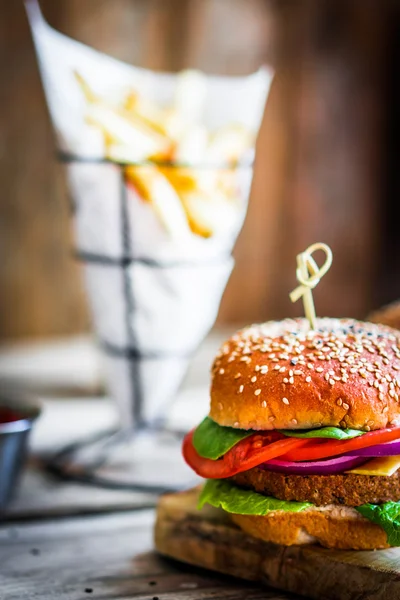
230, 467, 400, 506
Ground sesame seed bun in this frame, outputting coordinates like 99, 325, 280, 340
210, 318, 400, 431
230, 503, 389, 549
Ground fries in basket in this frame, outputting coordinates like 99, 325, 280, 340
75, 71, 254, 239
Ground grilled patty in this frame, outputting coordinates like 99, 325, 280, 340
230, 467, 400, 507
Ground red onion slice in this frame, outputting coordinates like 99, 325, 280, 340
260, 455, 367, 475
345, 439, 400, 457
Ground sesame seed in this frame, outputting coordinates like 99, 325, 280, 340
279, 367, 286, 373
261, 400, 267, 408
292, 419, 298, 425
289, 377, 294, 384
255, 365, 260, 372
325, 373, 330, 381
254, 389, 261, 396
289, 370, 294, 377
316, 367, 323, 373
342, 403, 350, 410
329, 379, 335, 385
390, 389, 396, 398
238, 385, 244, 393
234, 373, 241, 379
218, 402, 223, 410
283, 378, 289, 384
234, 421, 239, 427
251, 376, 257, 383
219, 368, 225, 374
379, 393, 384, 400
383, 406, 389, 413
282, 397, 290, 405
294, 370, 302, 376
273, 365, 280, 371
337, 398, 343, 406
306, 376, 311, 383
269, 416, 275, 422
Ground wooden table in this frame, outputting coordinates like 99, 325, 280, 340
0, 335, 299, 599
1, 510, 298, 600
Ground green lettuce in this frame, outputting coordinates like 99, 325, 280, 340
193, 417, 252, 459
279, 427, 364, 440
192, 417, 365, 460
356, 502, 400, 546
199, 482, 400, 547
198, 479, 312, 515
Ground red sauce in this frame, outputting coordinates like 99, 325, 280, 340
0, 407, 23, 424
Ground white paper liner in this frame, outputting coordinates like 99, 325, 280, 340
26, 0, 273, 428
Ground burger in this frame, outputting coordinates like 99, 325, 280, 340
182, 317, 400, 550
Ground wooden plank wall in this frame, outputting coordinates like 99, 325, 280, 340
0, 0, 394, 340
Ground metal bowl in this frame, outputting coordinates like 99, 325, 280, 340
0, 391, 41, 511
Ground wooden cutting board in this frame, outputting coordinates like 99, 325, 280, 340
155, 487, 400, 600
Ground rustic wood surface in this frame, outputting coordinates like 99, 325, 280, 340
0, 506, 297, 599
0, 333, 301, 599
155, 487, 400, 600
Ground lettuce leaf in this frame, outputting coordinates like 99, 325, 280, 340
192, 417, 365, 460
193, 417, 252, 459
356, 502, 400, 546
279, 427, 364, 440
198, 479, 312, 515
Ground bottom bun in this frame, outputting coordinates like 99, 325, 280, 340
230, 504, 389, 550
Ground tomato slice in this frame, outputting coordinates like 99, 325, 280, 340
281, 427, 400, 462
182, 429, 313, 478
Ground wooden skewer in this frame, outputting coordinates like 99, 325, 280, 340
289, 242, 333, 329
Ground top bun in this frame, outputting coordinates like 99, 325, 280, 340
210, 318, 400, 431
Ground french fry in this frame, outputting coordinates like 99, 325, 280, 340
76, 72, 173, 162
75, 70, 252, 238
179, 189, 239, 238
207, 124, 254, 164
159, 166, 199, 194
86, 104, 171, 162
124, 92, 174, 138
172, 124, 208, 164
125, 165, 192, 239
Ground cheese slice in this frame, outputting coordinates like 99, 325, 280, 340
346, 455, 400, 476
